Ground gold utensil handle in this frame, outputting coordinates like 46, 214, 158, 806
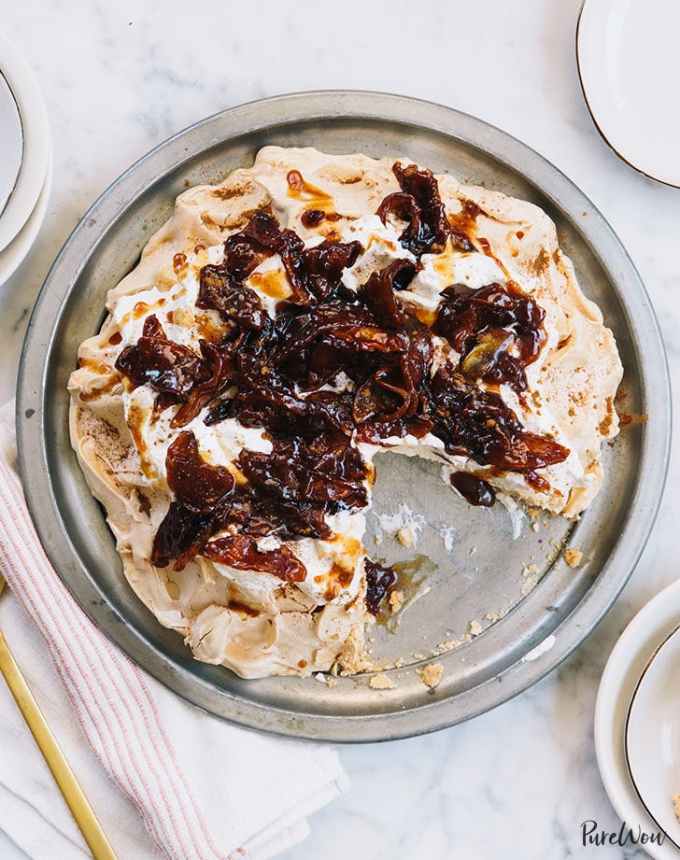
0, 632, 117, 860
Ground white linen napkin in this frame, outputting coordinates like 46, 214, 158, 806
0, 399, 346, 860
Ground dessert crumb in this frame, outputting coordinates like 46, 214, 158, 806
389, 589, 404, 613
521, 575, 539, 596
434, 638, 460, 655
396, 526, 415, 547
673, 794, 680, 823
564, 547, 583, 568
467, 619, 482, 637
418, 662, 444, 690
336, 628, 374, 675
369, 673, 396, 690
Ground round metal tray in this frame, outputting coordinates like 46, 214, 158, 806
16, 91, 670, 742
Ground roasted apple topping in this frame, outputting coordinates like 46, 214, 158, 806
238, 434, 368, 518
115, 315, 203, 398
166, 431, 234, 512
434, 282, 546, 392
377, 162, 450, 256
197, 266, 269, 333
123, 167, 568, 572
358, 259, 416, 328
243, 210, 362, 304
202, 535, 306, 582
428, 364, 569, 472
170, 340, 239, 428
115, 316, 239, 428
152, 501, 219, 570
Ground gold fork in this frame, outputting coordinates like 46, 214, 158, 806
0, 574, 117, 859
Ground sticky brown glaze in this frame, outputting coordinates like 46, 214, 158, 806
450, 471, 496, 507
365, 560, 398, 614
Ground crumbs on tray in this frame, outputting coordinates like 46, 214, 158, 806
369, 673, 396, 690
564, 547, 584, 568
418, 662, 444, 689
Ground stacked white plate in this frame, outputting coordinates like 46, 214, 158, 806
596, 581, 680, 859
0, 36, 51, 287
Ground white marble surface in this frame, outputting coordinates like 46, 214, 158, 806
0, 1, 678, 857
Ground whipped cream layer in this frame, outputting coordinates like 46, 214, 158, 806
69, 146, 623, 679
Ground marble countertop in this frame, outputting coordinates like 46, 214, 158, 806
1, 1, 678, 857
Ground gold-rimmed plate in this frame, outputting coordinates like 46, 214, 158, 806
626, 623, 680, 851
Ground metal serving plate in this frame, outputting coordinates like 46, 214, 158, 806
17, 92, 670, 741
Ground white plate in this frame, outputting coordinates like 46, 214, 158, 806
0, 35, 49, 251
0, 71, 23, 217
596, 580, 680, 859
577, 0, 680, 188
627, 624, 680, 850
0, 151, 51, 288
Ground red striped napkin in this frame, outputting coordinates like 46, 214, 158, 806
0, 400, 346, 860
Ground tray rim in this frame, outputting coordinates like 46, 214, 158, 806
16, 90, 671, 742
